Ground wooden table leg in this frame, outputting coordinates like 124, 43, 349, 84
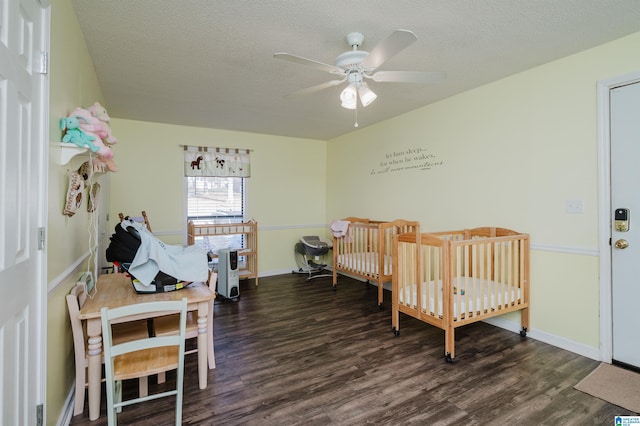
86, 318, 103, 420
197, 301, 208, 389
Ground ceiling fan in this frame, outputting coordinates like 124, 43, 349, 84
274, 29, 445, 110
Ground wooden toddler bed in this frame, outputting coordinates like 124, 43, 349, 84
391, 227, 530, 362
332, 217, 419, 307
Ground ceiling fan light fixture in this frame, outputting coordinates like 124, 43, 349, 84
340, 83, 357, 109
276, 29, 445, 116
358, 83, 377, 107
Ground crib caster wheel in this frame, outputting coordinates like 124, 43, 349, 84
520, 327, 527, 338
378, 303, 384, 310
392, 328, 400, 336
445, 353, 453, 363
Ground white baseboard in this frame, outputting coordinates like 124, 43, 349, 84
258, 267, 334, 278
56, 387, 75, 426
482, 316, 600, 361
258, 267, 344, 283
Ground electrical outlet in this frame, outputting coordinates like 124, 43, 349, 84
566, 199, 584, 214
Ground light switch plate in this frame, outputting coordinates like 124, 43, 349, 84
566, 199, 584, 214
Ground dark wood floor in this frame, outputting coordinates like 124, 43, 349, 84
69, 273, 636, 425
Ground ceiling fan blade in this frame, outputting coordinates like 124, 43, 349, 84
284, 79, 346, 99
274, 53, 342, 74
371, 70, 446, 84
360, 29, 418, 71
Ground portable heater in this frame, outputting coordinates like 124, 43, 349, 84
217, 248, 240, 299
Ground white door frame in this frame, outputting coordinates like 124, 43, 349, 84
597, 70, 640, 363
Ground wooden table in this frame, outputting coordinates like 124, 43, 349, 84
79, 273, 215, 421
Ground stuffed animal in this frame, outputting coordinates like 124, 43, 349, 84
60, 117, 101, 152
61, 110, 119, 172
68, 108, 115, 161
70, 107, 108, 139
92, 156, 118, 173
89, 102, 117, 144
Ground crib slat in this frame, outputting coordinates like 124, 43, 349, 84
483, 241, 490, 314
476, 242, 483, 316
510, 241, 516, 302
436, 244, 442, 317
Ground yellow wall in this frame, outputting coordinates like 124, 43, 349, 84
327, 31, 640, 349
47, 1, 640, 422
47, 0, 107, 423
107, 119, 327, 274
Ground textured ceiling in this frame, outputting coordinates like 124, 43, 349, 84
71, 0, 640, 141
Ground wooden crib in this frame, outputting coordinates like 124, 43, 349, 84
392, 227, 530, 362
332, 217, 419, 307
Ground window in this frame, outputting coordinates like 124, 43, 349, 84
185, 176, 246, 254
186, 176, 245, 224
183, 146, 251, 254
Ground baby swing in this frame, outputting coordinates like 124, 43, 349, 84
293, 236, 333, 282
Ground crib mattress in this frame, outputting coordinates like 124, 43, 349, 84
336, 252, 392, 276
399, 279, 522, 318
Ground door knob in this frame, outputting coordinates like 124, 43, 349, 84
614, 239, 629, 249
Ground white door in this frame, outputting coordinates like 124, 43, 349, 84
0, 0, 49, 424
611, 81, 640, 369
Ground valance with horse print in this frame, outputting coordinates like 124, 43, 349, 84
183, 145, 251, 178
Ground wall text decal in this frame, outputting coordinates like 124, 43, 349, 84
370, 147, 443, 175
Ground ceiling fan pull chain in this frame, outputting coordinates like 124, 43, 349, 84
354, 103, 359, 128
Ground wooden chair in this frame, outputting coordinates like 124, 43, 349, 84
66, 282, 149, 416
119, 210, 151, 232
153, 271, 217, 377
101, 298, 188, 426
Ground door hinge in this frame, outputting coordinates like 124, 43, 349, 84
36, 404, 43, 426
39, 51, 48, 75
37, 227, 45, 250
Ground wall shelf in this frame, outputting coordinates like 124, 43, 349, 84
57, 142, 88, 165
